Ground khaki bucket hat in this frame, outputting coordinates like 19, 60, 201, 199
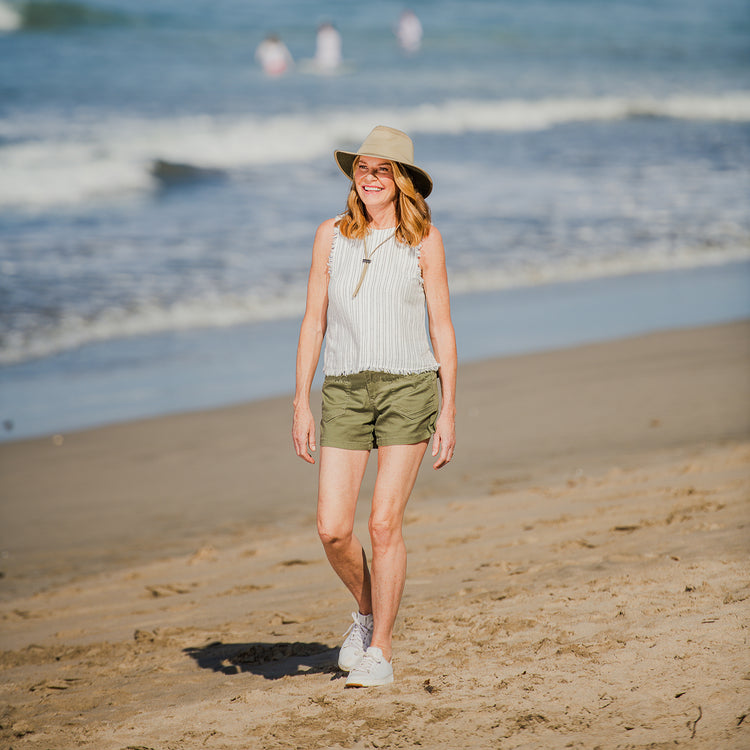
334, 125, 433, 198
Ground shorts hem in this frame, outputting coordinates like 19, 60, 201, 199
320, 439, 374, 451
375, 428, 435, 447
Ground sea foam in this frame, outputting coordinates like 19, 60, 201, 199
2, 93, 749, 210
0, 0, 21, 30
2, 245, 748, 366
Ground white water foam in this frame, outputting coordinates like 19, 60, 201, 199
0, 1, 21, 31
2, 92, 749, 210
2, 244, 748, 366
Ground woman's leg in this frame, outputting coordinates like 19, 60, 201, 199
368, 440, 429, 661
317, 446, 372, 613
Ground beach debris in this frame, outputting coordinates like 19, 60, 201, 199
52, 434, 64, 446
613, 524, 640, 532
423, 678, 438, 694
278, 558, 312, 567
29, 677, 81, 692
687, 705, 702, 739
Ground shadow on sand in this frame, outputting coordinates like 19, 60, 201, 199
184, 641, 342, 680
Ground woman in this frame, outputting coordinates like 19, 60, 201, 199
293, 125, 456, 688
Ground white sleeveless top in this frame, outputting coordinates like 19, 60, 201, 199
324, 224, 440, 376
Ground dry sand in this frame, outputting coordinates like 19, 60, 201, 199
1, 321, 749, 749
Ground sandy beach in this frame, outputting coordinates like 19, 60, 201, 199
1, 320, 749, 749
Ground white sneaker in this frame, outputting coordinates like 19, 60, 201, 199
338, 611, 373, 672
345, 646, 394, 687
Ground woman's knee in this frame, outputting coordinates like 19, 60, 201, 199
317, 519, 353, 548
368, 515, 401, 549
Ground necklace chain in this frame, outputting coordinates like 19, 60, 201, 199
352, 230, 396, 298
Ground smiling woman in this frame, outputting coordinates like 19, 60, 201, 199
355, 157, 396, 205
292, 125, 457, 688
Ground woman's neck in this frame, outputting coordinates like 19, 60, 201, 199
366, 206, 398, 230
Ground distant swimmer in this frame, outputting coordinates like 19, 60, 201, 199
314, 22, 342, 72
255, 34, 294, 77
395, 9, 422, 54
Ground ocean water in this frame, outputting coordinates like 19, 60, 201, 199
0, 0, 749, 439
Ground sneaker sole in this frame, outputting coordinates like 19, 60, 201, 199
344, 674, 394, 688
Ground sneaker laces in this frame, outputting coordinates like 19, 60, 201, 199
341, 612, 372, 650
356, 648, 384, 673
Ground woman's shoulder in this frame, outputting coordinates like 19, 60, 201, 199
422, 224, 443, 246
316, 216, 339, 236
312, 217, 339, 247
419, 224, 444, 255
418, 224, 446, 270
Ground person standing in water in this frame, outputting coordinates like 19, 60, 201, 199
314, 22, 342, 72
255, 34, 294, 76
396, 10, 423, 54
293, 126, 457, 687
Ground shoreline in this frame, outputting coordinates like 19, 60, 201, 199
1, 259, 749, 443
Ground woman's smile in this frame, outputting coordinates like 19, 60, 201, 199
355, 156, 396, 206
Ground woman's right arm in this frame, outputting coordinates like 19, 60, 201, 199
292, 218, 335, 464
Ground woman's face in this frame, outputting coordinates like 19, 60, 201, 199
354, 156, 398, 212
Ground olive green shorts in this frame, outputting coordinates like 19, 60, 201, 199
320, 370, 439, 450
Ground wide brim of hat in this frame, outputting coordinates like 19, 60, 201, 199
334, 149, 433, 198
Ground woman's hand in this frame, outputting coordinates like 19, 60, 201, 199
292, 404, 317, 464
431, 410, 455, 469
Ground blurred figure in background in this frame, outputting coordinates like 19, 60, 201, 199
395, 9, 422, 54
255, 34, 294, 76
314, 21, 342, 72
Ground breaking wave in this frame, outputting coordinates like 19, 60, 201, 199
2, 245, 748, 366
0, 0, 129, 31
1, 92, 749, 210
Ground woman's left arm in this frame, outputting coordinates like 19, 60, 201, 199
421, 226, 457, 469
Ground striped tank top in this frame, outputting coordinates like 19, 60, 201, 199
324, 224, 440, 377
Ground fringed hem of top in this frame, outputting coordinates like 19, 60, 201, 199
323, 364, 440, 378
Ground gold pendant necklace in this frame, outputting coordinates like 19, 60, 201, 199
352, 230, 395, 298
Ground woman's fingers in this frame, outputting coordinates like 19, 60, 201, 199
293, 411, 317, 464
431, 429, 455, 469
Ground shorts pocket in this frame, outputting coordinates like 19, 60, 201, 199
321, 377, 351, 423
322, 408, 346, 423
396, 373, 438, 419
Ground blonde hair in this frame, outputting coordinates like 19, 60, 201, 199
336, 158, 431, 247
